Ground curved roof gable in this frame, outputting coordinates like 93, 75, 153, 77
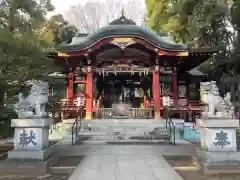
56, 16, 187, 52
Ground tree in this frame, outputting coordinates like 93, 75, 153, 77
0, 0, 56, 91
0, 0, 54, 32
146, 0, 171, 35
187, 0, 232, 47
64, 0, 145, 33
146, 0, 240, 98
0, 0, 58, 133
146, 1, 232, 66
39, 14, 78, 46
146, 0, 232, 45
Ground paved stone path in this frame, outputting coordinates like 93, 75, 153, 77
68, 146, 184, 180
56, 142, 196, 157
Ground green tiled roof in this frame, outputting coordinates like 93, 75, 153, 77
56, 24, 187, 52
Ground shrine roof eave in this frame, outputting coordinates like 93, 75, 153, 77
177, 55, 212, 72
47, 45, 224, 72
188, 68, 207, 76
173, 46, 224, 72
188, 45, 224, 54
55, 25, 188, 53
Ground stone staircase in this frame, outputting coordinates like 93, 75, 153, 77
76, 119, 171, 144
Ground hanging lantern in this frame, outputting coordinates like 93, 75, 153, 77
76, 94, 85, 107
87, 59, 91, 65
102, 68, 105, 77
131, 68, 134, 75
87, 66, 91, 72
146, 68, 149, 75
114, 66, 117, 75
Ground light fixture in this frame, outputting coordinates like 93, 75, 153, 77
87, 66, 91, 72
87, 59, 91, 65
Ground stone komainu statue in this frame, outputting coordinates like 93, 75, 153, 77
200, 81, 234, 118
14, 80, 49, 118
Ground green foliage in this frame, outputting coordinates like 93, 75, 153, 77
0, 29, 56, 84
146, 0, 240, 102
0, 107, 16, 137
0, 0, 54, 31
39, 14, 78, 46
0, 0, 64, 136
146, 0, 240, 89
146, 0, 231, 46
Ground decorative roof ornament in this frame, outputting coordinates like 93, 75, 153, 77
121, 8, 125, 17
109, 9, 136, 25
110, 38, 136, 50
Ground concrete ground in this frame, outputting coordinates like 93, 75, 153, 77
61, 143, 196, 180
55, 141, 196, 157
69, 154, 184, 180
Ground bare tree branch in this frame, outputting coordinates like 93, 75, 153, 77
123, 0, 146, 25
64, 0, 145, 33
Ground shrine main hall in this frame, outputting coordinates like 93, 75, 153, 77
48, 14, 221, 120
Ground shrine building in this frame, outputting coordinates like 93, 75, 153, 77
48, 14, 222, 120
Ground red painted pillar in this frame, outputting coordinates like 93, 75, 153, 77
172, 68, 178, 106
85, 68, 93, 120
144, 96, 148, 108
153, 66, 161, 119
48, 87, 53, 97
67, 73, 74, 105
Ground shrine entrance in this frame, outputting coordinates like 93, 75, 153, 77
96, 73, 151, 107
94, 68, 153, 119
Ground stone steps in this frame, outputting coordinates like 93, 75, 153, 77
82, 119, 165, 123
75, 139, 171, 145
79, 130, 169, 136
77, 119, 171, 144
80, 126, 168, 132
49, 166, 76, 175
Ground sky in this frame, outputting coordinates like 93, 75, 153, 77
48, 0, 88, 17
48, 0, 145, 27
51, 0, 96, 13
50, 0, 129, 17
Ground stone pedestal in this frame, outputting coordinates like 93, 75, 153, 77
196, 118, 240, 174
0, 118, 58, 176
8, 118, 53, 160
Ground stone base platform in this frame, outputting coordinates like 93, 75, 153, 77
195, 148, 240, 175
0, 155, 58, 176
8, 145, 54, 161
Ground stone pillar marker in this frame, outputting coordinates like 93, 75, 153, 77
0, 80, 57, 176
198, 119, 238, 152
197, 81, 240, 175
8, 118, 53, 160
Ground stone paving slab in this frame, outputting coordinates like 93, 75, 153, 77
55, 143, 196, 157
68, 153, 184, 180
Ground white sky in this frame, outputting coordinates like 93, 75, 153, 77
48, 0, 87, 17
51, 0, 95, 13
49, 0, 129, 16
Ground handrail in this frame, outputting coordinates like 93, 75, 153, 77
71, 107, 84, 145
48, 109, 61, 134
164, 107, 176, 144
167, 117, 176, 144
